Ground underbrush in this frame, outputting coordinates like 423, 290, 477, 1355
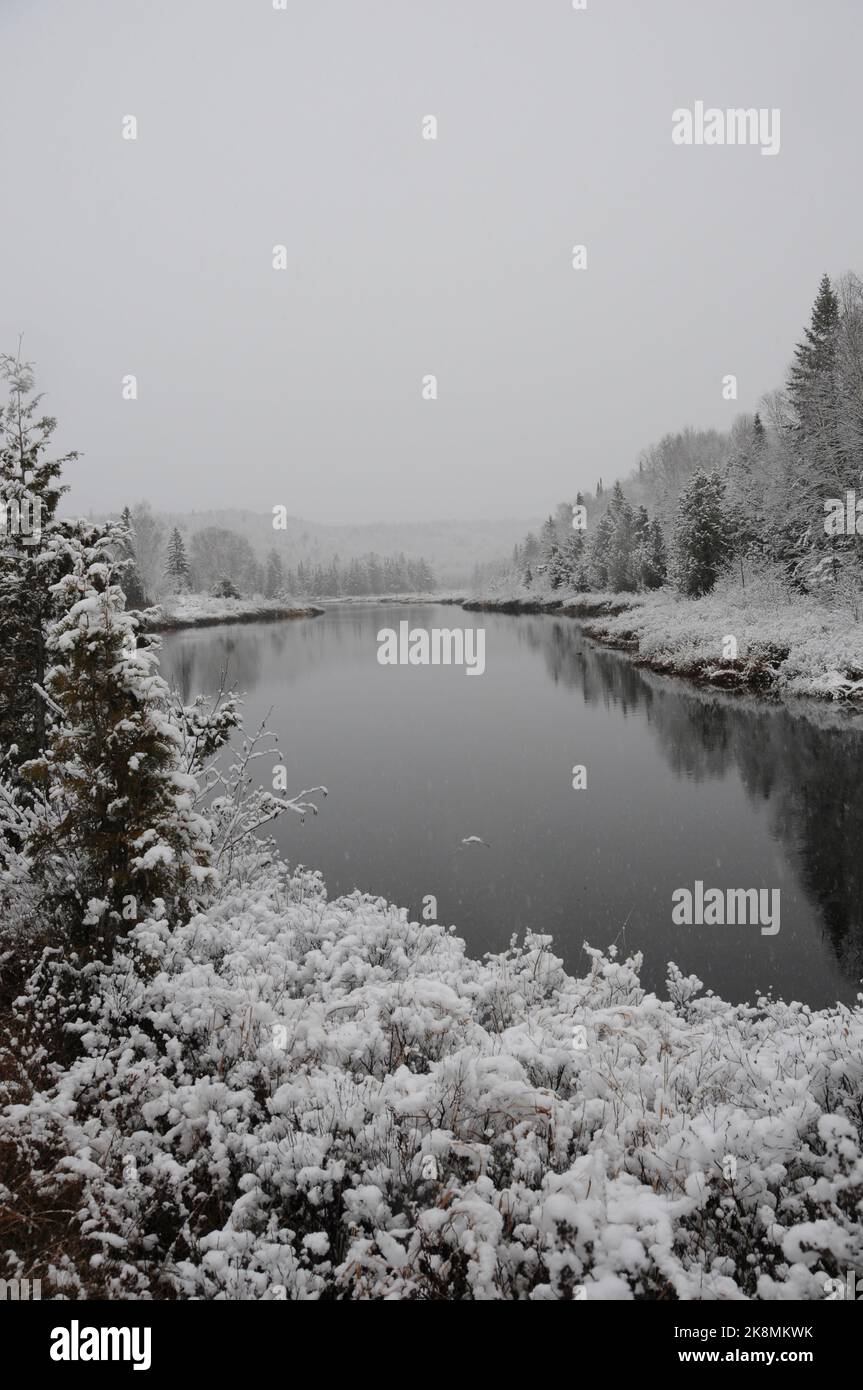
2, 844, 862, 1300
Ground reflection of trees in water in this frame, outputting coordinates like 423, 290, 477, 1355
160, 631, 264, 702
524, 616, 863, 985
162, 610, 416, 703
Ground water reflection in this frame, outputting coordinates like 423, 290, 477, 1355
161, 607, 863, 1006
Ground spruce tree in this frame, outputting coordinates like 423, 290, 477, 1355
587, 512, 613, 589
0, 353, 79, 767
644, 518, 668, 589
788, 274, 840, 429
264, 548, 285, 599
164, 527, 190, 592
672, 471, 729, 596
22, 526, 214, 952
605, 483, 636, 591
117, 507, 147, 608
784, 276, 846, 582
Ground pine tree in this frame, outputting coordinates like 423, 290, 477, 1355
783, 276, 846, 583
0, 353, 79, 768
672, 471, 729, 596
605, 483, 636, 591
22, 526, 215, 952
117, 507, 147, 608
788, 274, 841, 431
644, 518, 668, 589
587, 512, 613, 589
264, 548, 285, 599
164, 527, 190, 592
538, 516, 560, 584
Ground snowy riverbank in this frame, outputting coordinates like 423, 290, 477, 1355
466, 578, 863, 704
4, 843, 862, 1301
144, 595, 324, 631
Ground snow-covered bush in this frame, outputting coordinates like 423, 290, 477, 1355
2, 841, 861, 1300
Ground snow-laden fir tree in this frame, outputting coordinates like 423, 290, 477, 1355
672, 471, 729, 597
117, 506, 147, 608
164, 527, 191, 593
787, 274, 841, 440
0, 353, 79, 769
264, 547, 284, 599
21, 526, 215, 951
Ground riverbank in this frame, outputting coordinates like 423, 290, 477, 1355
144, 595, 325, 632
315, 591, 466, 606
465, 580, 863, 704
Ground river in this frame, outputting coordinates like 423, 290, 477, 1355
160, 603, 863, 1008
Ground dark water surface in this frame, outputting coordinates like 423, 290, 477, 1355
160, 604, 863, 1008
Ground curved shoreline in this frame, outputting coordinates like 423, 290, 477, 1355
461, 595, 863, 706
144, 604, 325, 633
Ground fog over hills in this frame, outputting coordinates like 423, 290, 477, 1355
77, 507, 540, 588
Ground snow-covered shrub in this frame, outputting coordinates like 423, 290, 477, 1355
2, 843, 861, 1300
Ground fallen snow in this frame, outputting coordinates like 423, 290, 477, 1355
471, 575, 863, 703
3, 843, 861, 1301
146, 594, 322, 630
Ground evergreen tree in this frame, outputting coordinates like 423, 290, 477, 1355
164, 527, 190, 592
643, 518, 668, 589
788, 274, 841, 434
672, 471, 729, 596
22, 526, 215, 952
129, 502, 165, 605
117, 507, 147, 608
264, 549, 285, 599
0, 353, 79, 767
587, 512, 613, 589
605, 482, 636, 591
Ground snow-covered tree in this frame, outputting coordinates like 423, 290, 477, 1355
672, 471, 729, 597
21, 526, 216, 951
117, 506, 147, 608
0, 353, 79, 767
129, 502, 165, 605
164, 527, 191, 592
264, 548, 284, 599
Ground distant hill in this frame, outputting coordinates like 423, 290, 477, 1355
84, 508, 539, 588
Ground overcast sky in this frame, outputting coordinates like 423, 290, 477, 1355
0, 0, 860, 524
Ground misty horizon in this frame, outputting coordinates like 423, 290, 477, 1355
3, 0, 862, 522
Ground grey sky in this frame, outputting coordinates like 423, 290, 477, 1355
0, 0, 859, 524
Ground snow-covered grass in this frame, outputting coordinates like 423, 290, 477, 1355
145, 594, 323, 631
2, 841, 862, 1301
590, 576, 863, 702
315, 591, 465, 605
469, 575, 863, 702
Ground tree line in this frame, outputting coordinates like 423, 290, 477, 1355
115, 509, 436, 603
493, 271, 863, 600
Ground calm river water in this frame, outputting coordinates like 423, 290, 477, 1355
160, 604, 863, 1008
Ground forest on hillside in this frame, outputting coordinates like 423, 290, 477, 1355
112, 506, 437, 605
476, 273, 863, 609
